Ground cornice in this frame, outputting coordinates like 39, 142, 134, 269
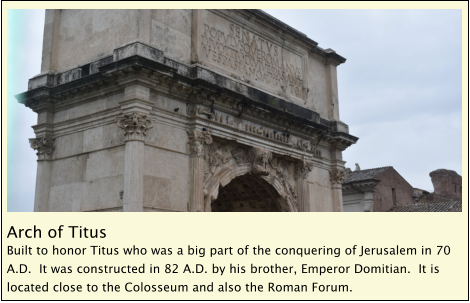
16, 41, 358, 149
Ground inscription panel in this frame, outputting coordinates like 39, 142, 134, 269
192, 10, 307, 105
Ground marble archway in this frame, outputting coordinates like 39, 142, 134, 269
187, 129, 316, 212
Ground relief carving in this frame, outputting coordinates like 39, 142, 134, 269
29, 135, 55, 159
188, 104, 319, 155
115, 112, 154, 140
296, 139, 310, 150
245, 123, 290, 143
207, 144, 231, 173
226, 115, 238, 128
201, 140, 300, 211
231, 148, 246, 164
311, 146, 322, 157
276, 159, 297, 206
197, 106, 215, 120
248, 147, 272, 175
192, 105, 241, 129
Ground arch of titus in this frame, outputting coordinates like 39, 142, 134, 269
16, 9, 358, 212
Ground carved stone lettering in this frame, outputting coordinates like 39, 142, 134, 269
197, 11, 304, 101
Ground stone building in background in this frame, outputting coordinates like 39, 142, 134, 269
425, 169, 462, 203
342, 166, 414, 212
16, 9, 358, 212
388, 169, 462, 212
412, 188, 430, 204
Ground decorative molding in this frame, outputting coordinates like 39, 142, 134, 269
29, 136, 55, 160
186, 129, 213, 158
189, 104, 326, 159
17, 41, 358, 150
115, 112, 154, 140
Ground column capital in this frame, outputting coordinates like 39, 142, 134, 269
116, 112, 155, 141
186, 129, 213, 157
295, 159, 314, 180
329, 168, 346, 186
29, 135, 55, 160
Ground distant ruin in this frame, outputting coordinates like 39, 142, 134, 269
425, 169, 462, 203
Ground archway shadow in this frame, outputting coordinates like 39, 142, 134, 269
211, 174, 284, 212
204, 163, 295, 212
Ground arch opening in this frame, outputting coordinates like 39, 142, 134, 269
211, 174, 284, 212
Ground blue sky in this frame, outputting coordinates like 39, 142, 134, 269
7, 9, 463, 211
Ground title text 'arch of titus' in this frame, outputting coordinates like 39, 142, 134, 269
16, 9, 358, 212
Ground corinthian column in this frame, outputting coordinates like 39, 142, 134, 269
329, 168, 346, 212
295, 159, 314, 212
29, 136, 55, 212
116, 83, 155, 212
187, 129, 212, 212
116, 112, 154, 212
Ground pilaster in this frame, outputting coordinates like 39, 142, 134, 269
295, 159, 314, 212
187, 129, 213, 212
29, 135, 55, 212
117, 84, 154, 212
329, 168, 346, 212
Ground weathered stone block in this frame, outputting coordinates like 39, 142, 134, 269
49, 182, 84, 212
68, 98, 107, 120
85, 147, 124, 181
150, 20, 191, 64
50, 156, 87, 187
83, 127, 103, 152
143, 146, 190, 211
114, 40, 164, 62
28, 73, 55, 90
105, 91, 124, 109
143, 175, 171, 209
146, 122, 188, 154
101, 124, 125, 148
54, 132, 84, 159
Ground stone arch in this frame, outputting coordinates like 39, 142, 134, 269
203, 163, 296, 212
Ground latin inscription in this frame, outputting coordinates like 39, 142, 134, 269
200, 22, 304, 98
